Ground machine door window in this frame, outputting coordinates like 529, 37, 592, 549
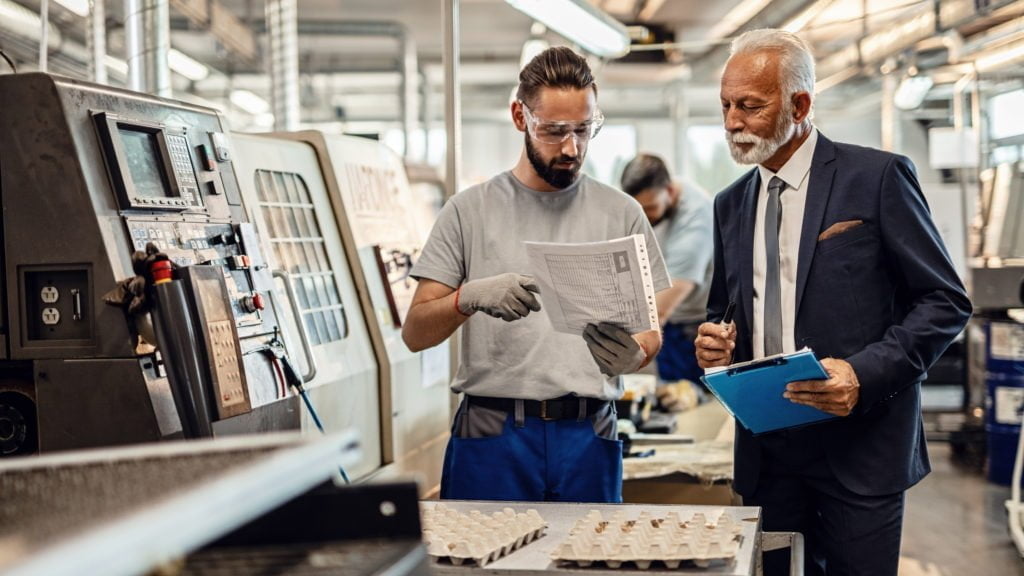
254, 170, 347, 345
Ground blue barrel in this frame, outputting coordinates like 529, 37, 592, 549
985, 321, 1024, 485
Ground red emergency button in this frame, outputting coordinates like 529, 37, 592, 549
240, 292, 264, 313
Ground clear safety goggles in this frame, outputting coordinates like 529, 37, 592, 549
520, 101, 605, 145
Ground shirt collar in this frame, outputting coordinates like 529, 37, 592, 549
757, 127, 818, 191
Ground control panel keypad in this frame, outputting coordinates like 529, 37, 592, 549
166, 134, 199, 205
207, 320, 245, 407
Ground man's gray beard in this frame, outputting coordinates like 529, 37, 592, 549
726, 113, 796, 165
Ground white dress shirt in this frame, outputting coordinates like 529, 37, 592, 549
752, 129, 819, 359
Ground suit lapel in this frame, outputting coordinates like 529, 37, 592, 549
739, 172, 759, 332
795, 134, 837, 316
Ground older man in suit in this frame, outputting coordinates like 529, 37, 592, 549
695, 29, 971, 576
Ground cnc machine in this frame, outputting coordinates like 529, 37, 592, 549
0, 74, 305, 455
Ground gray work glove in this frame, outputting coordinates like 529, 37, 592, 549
583, 322, 645, 377
102, 242, 176, 315
458, 273, 541, 321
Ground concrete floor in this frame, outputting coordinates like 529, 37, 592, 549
900, 442, 1024, 575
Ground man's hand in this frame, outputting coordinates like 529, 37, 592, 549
458, 273, 541, 321
695, 322, 735, 369
583, 322, 645, 377
784, 357, 860, 417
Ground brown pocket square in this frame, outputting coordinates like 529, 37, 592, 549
818, 219, 864, 241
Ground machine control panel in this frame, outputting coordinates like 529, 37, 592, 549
125, 220, 265, 329
94, 112, 204, 212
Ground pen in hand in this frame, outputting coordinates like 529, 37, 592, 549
720, 301, 736, 363
721, 301, 736, 326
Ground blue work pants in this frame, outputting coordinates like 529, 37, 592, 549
440, 399, 623, 502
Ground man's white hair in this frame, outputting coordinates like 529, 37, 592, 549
730, 29, 816, 111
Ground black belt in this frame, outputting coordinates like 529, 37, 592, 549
466, 394, 609, 421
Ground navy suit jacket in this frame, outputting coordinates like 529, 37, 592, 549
709, 132, 972, 497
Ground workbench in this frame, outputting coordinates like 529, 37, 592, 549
423, 500, 764, 576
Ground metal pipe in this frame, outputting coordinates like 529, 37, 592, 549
39, 0, 48, 72
259, 19, 419, 157
421, 68, 432, 162
444, 0, 461, 201
881, 72, 897, 152
952, 71, 974, 132
958, 69, 980, 277
670, 79, 690, 179
266, 0, 300, 131
88, 0, 107, 84
970, 67, 983, 170
125, 0, 171, 96
443, 0, 462, 395
400, 31, 418, 158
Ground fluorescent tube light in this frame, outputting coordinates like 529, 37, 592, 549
104, 55, 128, 75
975, 41, 1024, 72
706, 0, 773, 41
505, 0, 629, 58
53, 0, 90, 17
520, 38, 550, 68
893, 75, 933, 110
782, 0, 834, 33
230, 89, 270, 115
168, 48, 209, 81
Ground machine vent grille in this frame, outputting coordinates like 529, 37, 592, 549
254, 170, 348, 345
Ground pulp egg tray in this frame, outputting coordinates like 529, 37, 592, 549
551, 510, 743, 569
421, 504, 547, 567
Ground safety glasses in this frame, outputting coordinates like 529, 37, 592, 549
519, 101, 605, 145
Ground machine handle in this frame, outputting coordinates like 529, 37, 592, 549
271, 269, 318, 383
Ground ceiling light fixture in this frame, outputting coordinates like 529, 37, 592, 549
53, 0, 90, 17
975, 40, 1024, 72
705, 0, 773, 41
504, 0, 629, 58
893, 74, 933, 110
168, 48, 209, 81
230, 89, 270, 115
781, 0, 834, 33
520, 38, 550, 68
104, 55, 128, 75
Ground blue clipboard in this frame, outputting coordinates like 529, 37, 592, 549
699, 348, 836, 434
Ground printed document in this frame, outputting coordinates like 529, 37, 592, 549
525, 234, 658, 335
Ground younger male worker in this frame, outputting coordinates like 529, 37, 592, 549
695, 29, 971, 575
402, 46, 670, 503
621, 153, 713, 388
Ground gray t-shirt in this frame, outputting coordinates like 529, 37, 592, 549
655, 180, 714, 325
412, 171, 671, 401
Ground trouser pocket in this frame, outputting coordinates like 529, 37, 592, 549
590, 401, 618, 440
452, 399, 508, 439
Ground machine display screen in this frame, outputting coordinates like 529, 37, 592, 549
119, 128, 169, 198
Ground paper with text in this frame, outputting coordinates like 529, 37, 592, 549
525, 234, 658, 335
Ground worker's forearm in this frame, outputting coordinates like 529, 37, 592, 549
657, 280, 695, 325
401, 292, 470, 352
634, 329, 662, 369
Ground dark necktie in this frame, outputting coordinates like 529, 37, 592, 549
764, 176, 786, 356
